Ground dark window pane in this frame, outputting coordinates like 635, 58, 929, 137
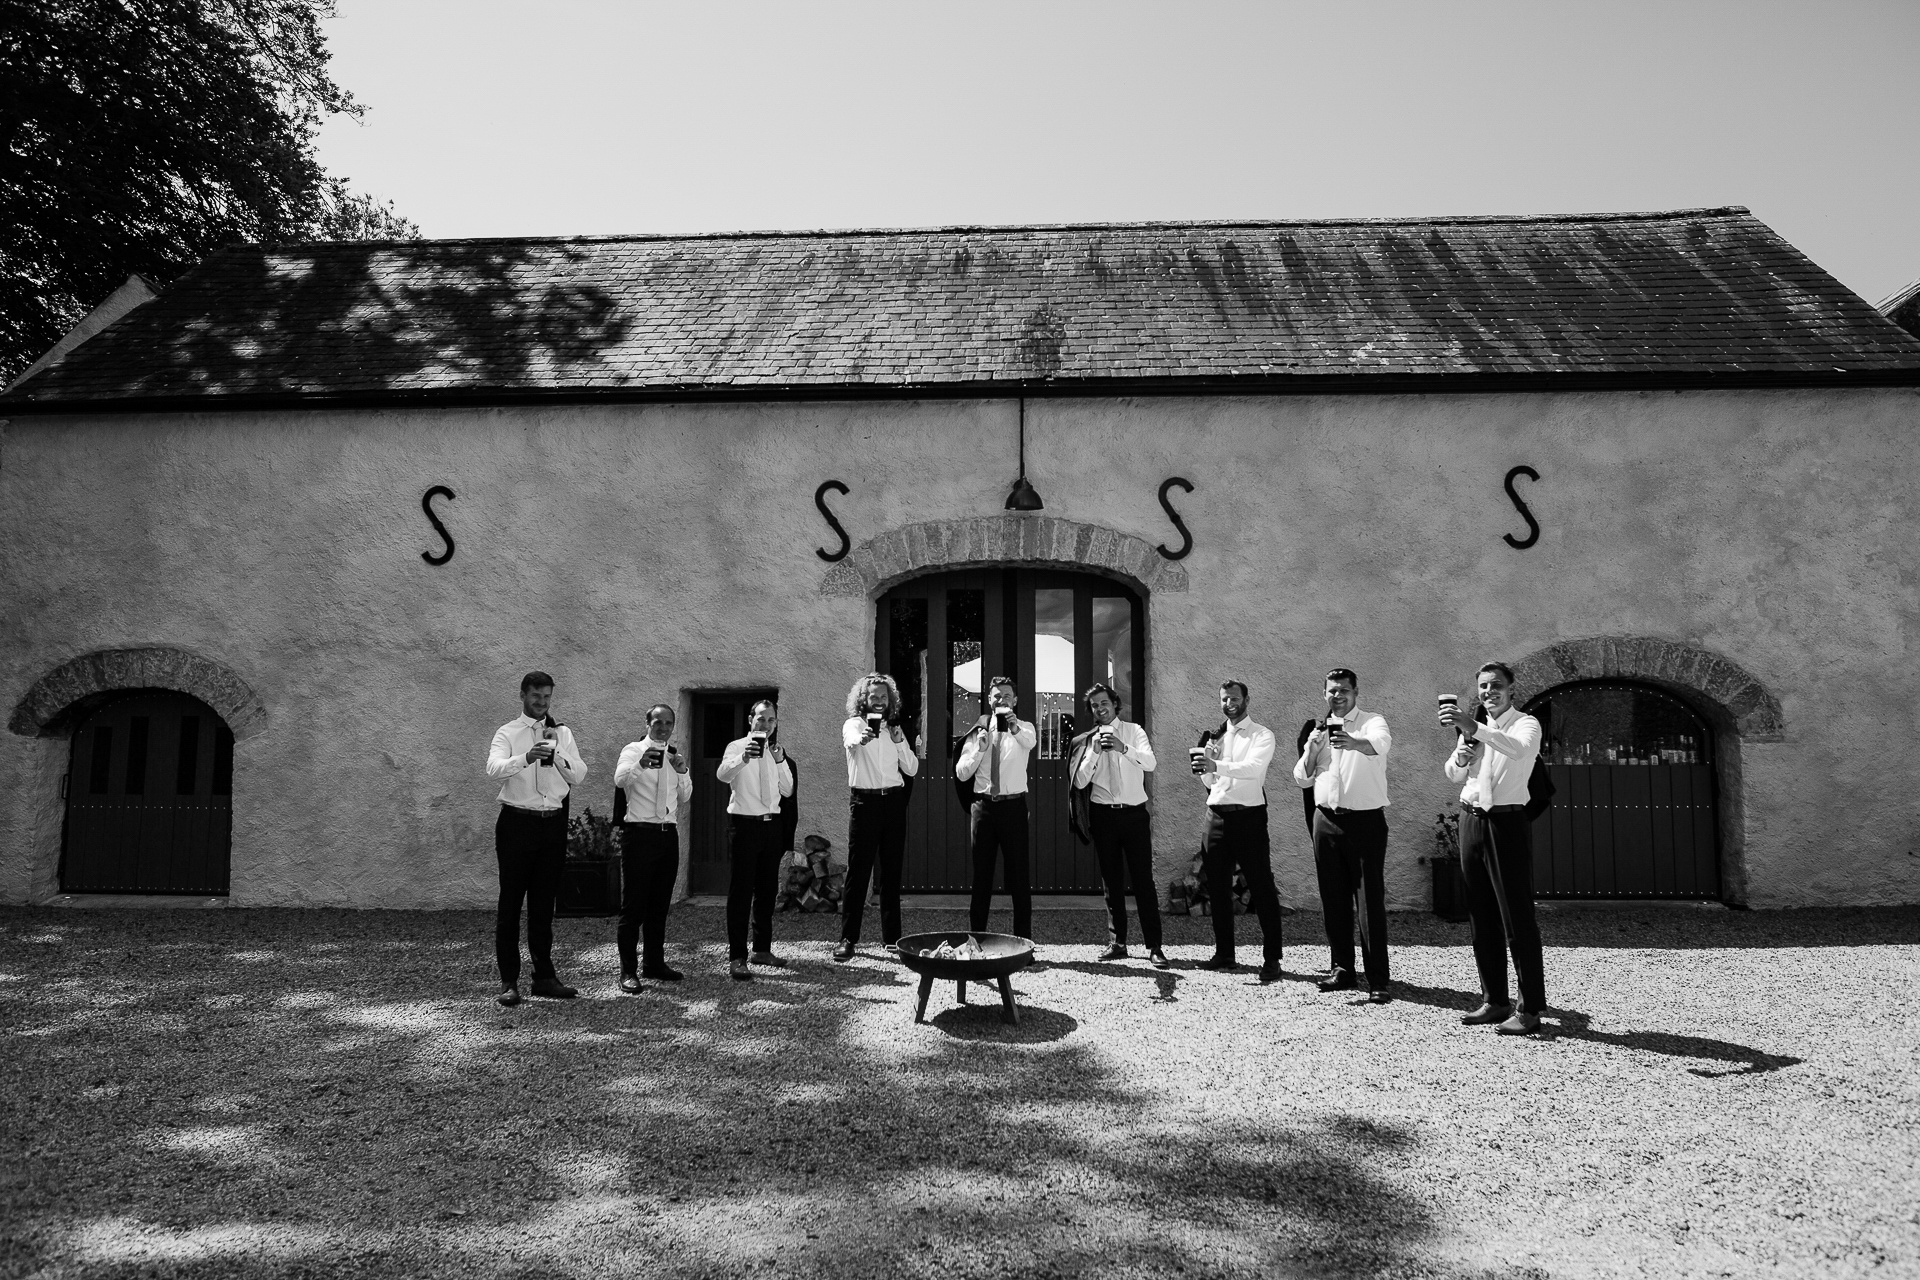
212, 723, 234, 796
89, 727, 114, 794
125, 717, 149, 795
1034, 588, 1074, 759
890, 597, 930, 756
703, 704, 734, 758
1526, 683, 1712, 766
1091, 596, 1136, 721
176, 716, 201, 795
947, 589, 985, 733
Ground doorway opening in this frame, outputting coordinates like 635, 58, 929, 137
877, 568, 1146, 892
687, 688, 780, 894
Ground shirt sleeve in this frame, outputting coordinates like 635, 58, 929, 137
842, 717, 866, 750
1070, 737, 1099, 786
673, 762, 694, 806
775, 759, 795, 797
894, 736, 920, 776
1130, 725, 1156, 774
1359, 714, 1392, 758
1474, 714, 1540, 761
1012, 720, 1038, 751
1213, 726, 1275, 779
486, 725, 527, 780
715, 739, 747, 784
955, 725, 986, 780
1443, 740, 1478, 783
613, 742, 643, 790
1290, 738, 1322, 789
554, 728, 588, 786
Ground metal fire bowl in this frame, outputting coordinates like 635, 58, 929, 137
895, 932, 1033, 980
895, 932, 1034, 1025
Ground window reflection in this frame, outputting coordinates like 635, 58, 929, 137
1091, 597, 1133, 717
1034, 588, 1074, 759
948, 589, 985, 737
890, 597, 929, 756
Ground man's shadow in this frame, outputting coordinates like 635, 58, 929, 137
1546, 1008, 1803, 1076
1040, 958, 1183, 1002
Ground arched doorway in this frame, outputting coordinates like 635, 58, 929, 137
878, 568, 1146, 893
62, 691, 234, 895
1524, 680, 1719, 899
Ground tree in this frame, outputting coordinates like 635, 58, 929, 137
0, 0, 419, 383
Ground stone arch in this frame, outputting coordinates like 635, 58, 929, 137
1505, 635, 1781, 906
8, 646, 268, 740
819, 515, 1188, 599
1505, 636, 1782, 742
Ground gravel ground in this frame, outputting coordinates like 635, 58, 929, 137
1, 903, 1915, 1280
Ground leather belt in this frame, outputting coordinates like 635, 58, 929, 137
731, 812, 781, 823
1460, 801, 1526, 817
1094, 801, 1144, 809
623, 820, 677, 831
851, 786, 902, 796
976, 793, 1027, 802
1208, 802, 1262, 813
502, 804, 563, 818
1317, 805, 1381, 816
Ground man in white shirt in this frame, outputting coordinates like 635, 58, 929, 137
1070, 682, 1166, 967
1440, 661, 1547, 1035
715, 699, 794, 981
1193, 680, 1285, 981
613, 703, 693, 990
1292, 668, 1394, 1002
483, 671, 589, 1006
835, 673, 920, 961
956, 676, 1038, 941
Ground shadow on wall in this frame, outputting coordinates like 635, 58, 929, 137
49, 242, 632, 399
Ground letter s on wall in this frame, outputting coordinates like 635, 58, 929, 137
815, 480, 851, 562
1503, 466, 1541, 550
421, 485, 456, 565
1157, 477, 1194, 560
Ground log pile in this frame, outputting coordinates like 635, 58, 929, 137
777, 834, 846, 913
1164, 851, 1250, 916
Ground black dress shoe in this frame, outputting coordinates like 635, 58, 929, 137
1495, 1011, 1542, 1036
1258, 961, 1282, 983
1098, 944, 1129, 962
729, 959, 752, 981
1460, 1003, 1513, 1025
748, 951, 788, 968
641, 964, 683, 982
832, 939, 856, 962
530, 977, 576, 999
1198, 954, 1238, 971
618, 973, 643, 995
1148, 949, 1170, 969
495, 986, 521, 1007
1366, 985, 1393, 1004
1317, 970, 1357, 992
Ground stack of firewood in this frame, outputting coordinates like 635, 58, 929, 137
1165, 851, 1249, 916
777, 834, 845, 913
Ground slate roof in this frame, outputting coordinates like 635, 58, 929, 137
8, 207, 1919, 409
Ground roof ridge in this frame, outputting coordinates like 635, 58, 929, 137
259, 207, 1756, 251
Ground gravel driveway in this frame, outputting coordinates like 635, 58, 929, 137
2, 903, 1915, 1279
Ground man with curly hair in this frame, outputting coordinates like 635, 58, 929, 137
834, 673, 920, 960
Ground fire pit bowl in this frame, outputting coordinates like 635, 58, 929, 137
895, 931, 1033, 1025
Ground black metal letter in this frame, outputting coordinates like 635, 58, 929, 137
1157, 477, 1194, 560
1502, 466, 1540, 550
815, 480, 851, 562
421, 485, 456, 565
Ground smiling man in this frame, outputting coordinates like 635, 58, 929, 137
956, 676, 1038, 943
1293, 668, 1394, 1003
1192, 680, 1285, 981
1070, 681, 1164, 968
613, 703, 693, 990
716, 699, 794, 982
1440, 662, 1547, 1036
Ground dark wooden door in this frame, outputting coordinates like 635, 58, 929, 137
880, 569, 1144, 893
63, 692, 233, 894
1525, 681, 1720, 899
688, 689, 777, 894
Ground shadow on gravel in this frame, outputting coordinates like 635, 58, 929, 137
0, 907, 1489, 1280
1545, 1008, 1804, 1076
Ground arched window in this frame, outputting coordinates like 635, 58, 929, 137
1523, 681, 1719, 899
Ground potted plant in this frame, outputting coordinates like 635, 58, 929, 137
556, 806, 622, 917
1425, 811, 1469, 922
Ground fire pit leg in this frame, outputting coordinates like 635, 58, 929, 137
913, 974, 935, 1024
956, 979, 968, 1005
997, 975, 1019, 1026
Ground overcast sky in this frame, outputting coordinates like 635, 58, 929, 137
314, 0, 1920, 306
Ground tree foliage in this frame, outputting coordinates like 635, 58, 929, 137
0, 0, 418, 383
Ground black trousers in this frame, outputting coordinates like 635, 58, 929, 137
1092, 803, 1161, 950
617, 822, 680, 973
1460, 805, 1547, 1014
726, 815, 784, 961
969, 794, 1032, 939
1312, 807, 1390, 987
495, 805, 566, 986
842, 787, 907, 945
1201, 805, 1283, 964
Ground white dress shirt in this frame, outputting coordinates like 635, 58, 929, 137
1445, 707, 1543, 809
842, 718, 920, 789
1071, 719, 1156, 805
614, 738, 694, 823
716, 736, 794, 816
1200, 716, 1275, 807
955, 715, 1038, 797
1291, 708, 1392, 810
486, 715, 588, 811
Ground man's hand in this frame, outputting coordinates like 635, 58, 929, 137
1438, 705, 1477, 738
857, 723, 879, 745
642, 746, 665, 768
526, 741, 556, 765
770, 744, 786, 764
889, 725, 906, 744
668, 749, 689, 775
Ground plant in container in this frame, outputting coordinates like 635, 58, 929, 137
557, 806, 622, 917
1425, 810, 1469, 922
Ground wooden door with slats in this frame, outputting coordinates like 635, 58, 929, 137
687, 689, 779, 894
63, 692, 233, 894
